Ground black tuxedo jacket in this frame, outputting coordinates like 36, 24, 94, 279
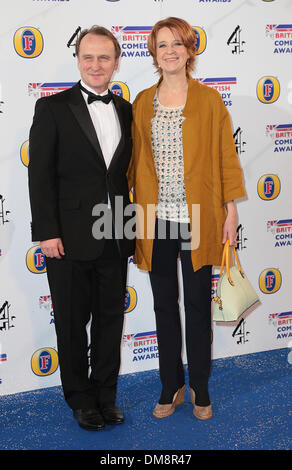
28, 83, 135, 260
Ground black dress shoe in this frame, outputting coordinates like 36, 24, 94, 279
100, 405, 124, 424
73, 409, 105, 431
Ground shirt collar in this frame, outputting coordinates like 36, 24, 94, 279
80, 80, 109, 97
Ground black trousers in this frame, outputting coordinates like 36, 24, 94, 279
149, 219, 212, 406
45, 239, 127, 410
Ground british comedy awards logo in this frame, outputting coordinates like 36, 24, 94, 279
267, 219, 292, 248
198, 0, 232, 3
28, 82, 75, 98
14, 27, 43, 58
111, 26, 207, 58
269, 311, 292, 340
39, 295, 54, 325
195, 77, 236, 107
266, 24, 292, 54
123, 331, 158, 363
265, 124, 292, 153
28, 81, 130, 101
112, 26, 152, 58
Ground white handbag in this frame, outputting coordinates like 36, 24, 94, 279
212, 240, 259, 322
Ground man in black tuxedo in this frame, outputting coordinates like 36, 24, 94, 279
28, 26, 135, 430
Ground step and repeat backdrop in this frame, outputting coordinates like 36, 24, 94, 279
0, 0, 291, 396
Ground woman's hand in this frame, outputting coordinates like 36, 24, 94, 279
222, 201, 238, 246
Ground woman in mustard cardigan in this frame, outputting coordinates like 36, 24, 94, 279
128, 17, 245, 420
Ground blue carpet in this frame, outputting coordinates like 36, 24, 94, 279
0, 348, 291, 451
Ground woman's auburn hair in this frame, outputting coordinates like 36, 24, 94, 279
147, 17, 197, 77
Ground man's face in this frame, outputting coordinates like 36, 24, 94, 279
77, 33, 119, 93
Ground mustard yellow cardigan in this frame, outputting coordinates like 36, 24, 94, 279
128, 77, 246, 272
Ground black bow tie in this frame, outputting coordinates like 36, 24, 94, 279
79, 83, 112, 105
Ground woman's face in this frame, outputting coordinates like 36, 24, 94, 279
156, 27, 190, 77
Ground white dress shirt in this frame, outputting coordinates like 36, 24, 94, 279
80, 81, 121, 208
80, 80, 121, 169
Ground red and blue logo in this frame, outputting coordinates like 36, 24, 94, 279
109, 81, 130, 101
123, 331, 158, 362
14, 27, 44, 58
211, 273, 220, 298
193, 27, 207, 55
0, 353, 7, 363
112, 26, 152, 58
26, 246, 46, 274
269, 311, 292, 325
196, 77, 237, 107
267, 219, 292, 247
257, 174, 281, 200
265, 124, 292, 153
257, 76, 280, 103
31, 348, 59, 376
268, 311, 292, 341
124, 286, 137, 313
39, 295, 55, 325
266, 24, 292, 54
28, 82, 76, 99
259, 268, 282, 294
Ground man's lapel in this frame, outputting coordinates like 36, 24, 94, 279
67, 83, 107, 170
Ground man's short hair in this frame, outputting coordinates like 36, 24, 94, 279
75, 25, 121, 59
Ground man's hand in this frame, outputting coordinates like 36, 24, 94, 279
40, 238, 65, 259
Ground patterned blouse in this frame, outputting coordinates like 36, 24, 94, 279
151, 93, 190, 223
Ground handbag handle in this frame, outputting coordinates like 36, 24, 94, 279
219, 240, 245, 286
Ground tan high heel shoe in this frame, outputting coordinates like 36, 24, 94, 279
190, 388, 212, 420
153, 385, 185, 419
